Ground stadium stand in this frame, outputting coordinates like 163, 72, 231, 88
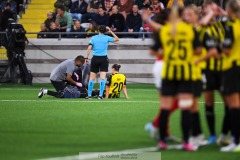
19, 0, 56, 38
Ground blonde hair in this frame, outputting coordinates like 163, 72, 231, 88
170, 4, 184, 38
227, 0, 240, 18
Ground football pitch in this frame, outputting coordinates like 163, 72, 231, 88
0, 84, 239, 160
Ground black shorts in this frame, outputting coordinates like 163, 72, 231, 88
202, 70, 221, 91
161, 79, 194, 96
193, 80, 203, 97
221, 66, 240, 95
90, 56, 109, 73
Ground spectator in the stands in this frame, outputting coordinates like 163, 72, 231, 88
70, 0, 88, 21
48, 22, 60, 38
95, 7, 109, 26
125, 4, 142, 38
54, 0, 72, 11
117, 0, 134, 19
70, 20, 86, 38
55, 5, 73, 32
44, 12, 56, 31
135, 0, 151, 10
86, 20, 98, 38
1, 0, 17, 19
81, 0, 101, 23
100, 0, 118, 15
37, 23, 48, 39
109, 5, 125, 34
151, 0, 164, 15
1, 2, 14, 30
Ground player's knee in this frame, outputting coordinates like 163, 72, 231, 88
179, 99, 193, 109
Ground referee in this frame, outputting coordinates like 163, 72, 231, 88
38, 56, 85, 98
85, 25, 119, 99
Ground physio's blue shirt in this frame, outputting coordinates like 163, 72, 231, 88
89, 34, 114, 56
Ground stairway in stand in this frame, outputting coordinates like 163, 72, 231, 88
19, 0, 56, 38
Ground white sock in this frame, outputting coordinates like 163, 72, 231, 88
43, 89, 48, 94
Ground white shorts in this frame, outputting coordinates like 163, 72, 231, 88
152, 60, 164, 89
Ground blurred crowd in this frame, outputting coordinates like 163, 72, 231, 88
0, 0, 228, 38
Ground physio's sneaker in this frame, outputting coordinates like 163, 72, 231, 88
157, 141, 167, 150
85, 96, 92, 99
208, 135, 216, 144
98, 96, 103, 99
217, 135, 231, 146
220, 143, 237, 152
38, 88, 45, 98
183, 142, 197, 151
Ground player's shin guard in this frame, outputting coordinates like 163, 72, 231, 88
191, 112, 202, 136
182, 110, 191, 143
230, 108, 240, 144
205, 105, 215, 135
159, 109, 169, 143
99, 79, 106, 97
222, 105, 231, 135
88, 80, 94, 96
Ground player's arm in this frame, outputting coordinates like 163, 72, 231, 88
105, 75, 112, 99
193, 29, 202, 55
150, 30, 162, 57
106, 26, 119, 42
222, 25, 234, 56
195, 33, 218, 64
86, 45, 92, 60
105, 86, 110, 99
141, 9, 162, 32
122, 79, 129, 99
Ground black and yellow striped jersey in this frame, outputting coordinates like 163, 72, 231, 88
193, 26, 217, 80
106, 73, 126, 98
222, 19, 240, 70
152, 21, 201, 81
200, 21, 225, 71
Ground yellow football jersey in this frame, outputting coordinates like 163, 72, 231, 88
159, 21, 200, 81
106, 73, 126, 98
222, 19, 240, 70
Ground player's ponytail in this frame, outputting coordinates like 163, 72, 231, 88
170, 4, 184, 38
112, 64, 121, 71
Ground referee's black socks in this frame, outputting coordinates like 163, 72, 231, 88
205, 105, 216, 136
230, 108, 240, 144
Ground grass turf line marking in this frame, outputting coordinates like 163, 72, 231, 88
38, 147, 157, 160
0, 99, 224, 104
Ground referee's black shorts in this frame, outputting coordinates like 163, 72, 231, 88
90, 56, 109, 73
161, 79, 194, 96
221, 66, 240, 95
202, 70, 221, 91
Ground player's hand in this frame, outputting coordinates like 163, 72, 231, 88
141, 9, 151, 22
85, 59, 89, 64
76, 82, 82, 87
74, 72, 79, 81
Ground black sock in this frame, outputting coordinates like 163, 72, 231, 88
230, 108, 240, 144
159, 109, 170, 143
191, 112, 202, 136
47, 90, 59, 98
205, 105, 215, 135
221, 105, 231, 135
182, 110, 191, 143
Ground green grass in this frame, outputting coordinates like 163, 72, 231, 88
0, 84, 239, 160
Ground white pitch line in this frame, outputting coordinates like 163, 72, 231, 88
38, 147, 157, 160
0, 99, 224, 104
